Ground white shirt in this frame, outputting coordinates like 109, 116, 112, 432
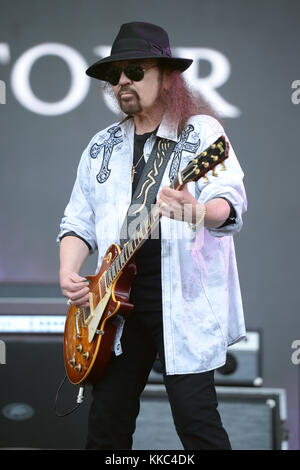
58, 113, 247, 375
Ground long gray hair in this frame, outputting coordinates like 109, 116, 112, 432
158, 67, 219, 134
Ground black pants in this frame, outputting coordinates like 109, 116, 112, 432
86, 309, 231, 450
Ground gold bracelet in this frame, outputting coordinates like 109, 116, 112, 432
187, 204, 206, 231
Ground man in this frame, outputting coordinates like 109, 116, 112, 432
58, 22, 247, 450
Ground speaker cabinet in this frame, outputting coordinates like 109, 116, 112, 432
0, 334, 90, 449
133, 385, 287, 450
215, 331, 262, 386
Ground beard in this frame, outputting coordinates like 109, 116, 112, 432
117, 86, 142, 115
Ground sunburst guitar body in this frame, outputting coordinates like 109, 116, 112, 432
64, 244, 136, 385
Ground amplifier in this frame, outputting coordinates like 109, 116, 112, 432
133, 385, 288, 450
215, 331, 262, 386
149, 330, 262, 387
0, 333, 90, 449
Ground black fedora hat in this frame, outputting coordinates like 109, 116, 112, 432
86, 22, 193, 81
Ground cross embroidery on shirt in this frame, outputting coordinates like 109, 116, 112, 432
169, 124, 201, 183
90, 126, 123, 183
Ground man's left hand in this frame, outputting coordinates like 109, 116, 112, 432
157, 185, 203, 224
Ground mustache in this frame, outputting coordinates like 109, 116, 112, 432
117, 86, 139, 100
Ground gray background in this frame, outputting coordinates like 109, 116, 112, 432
0, 0, 299, 449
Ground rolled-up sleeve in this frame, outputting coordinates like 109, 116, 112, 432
57, 147, 97, 253
194, 117, 247, 237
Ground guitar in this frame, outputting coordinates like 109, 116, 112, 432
63, 135, 229, 385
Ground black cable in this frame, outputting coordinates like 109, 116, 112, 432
54, 374, 84, 417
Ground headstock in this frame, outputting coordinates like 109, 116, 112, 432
177, 135, 229, 187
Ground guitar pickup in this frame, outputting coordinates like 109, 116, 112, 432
74, 310, 82, 338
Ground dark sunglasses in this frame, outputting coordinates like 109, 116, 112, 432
105, 63, 157, 86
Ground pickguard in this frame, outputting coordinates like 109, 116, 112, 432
87, 287, 112, 343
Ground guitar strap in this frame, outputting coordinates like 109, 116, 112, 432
119, 137, 176, 246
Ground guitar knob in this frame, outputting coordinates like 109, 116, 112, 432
82, 351, 90, 360
74, 364, 82, 372
69, 357, 76, 366
76, 344, 83, 352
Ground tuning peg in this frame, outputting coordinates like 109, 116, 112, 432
221, 162, 227, 171
203, 176, 209, 183
212, 169, 218, 177
194, 168, 200, 175
210, 144, 216, 149
217, 142, 225, 153
212, 155, 219, 162
69, 356, 76, 366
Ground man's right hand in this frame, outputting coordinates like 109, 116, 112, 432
59, 235, 91, 308
60, 271, 90, 308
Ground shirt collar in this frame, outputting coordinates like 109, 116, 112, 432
119, 113, 179, 142
157, 113, 179, 142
